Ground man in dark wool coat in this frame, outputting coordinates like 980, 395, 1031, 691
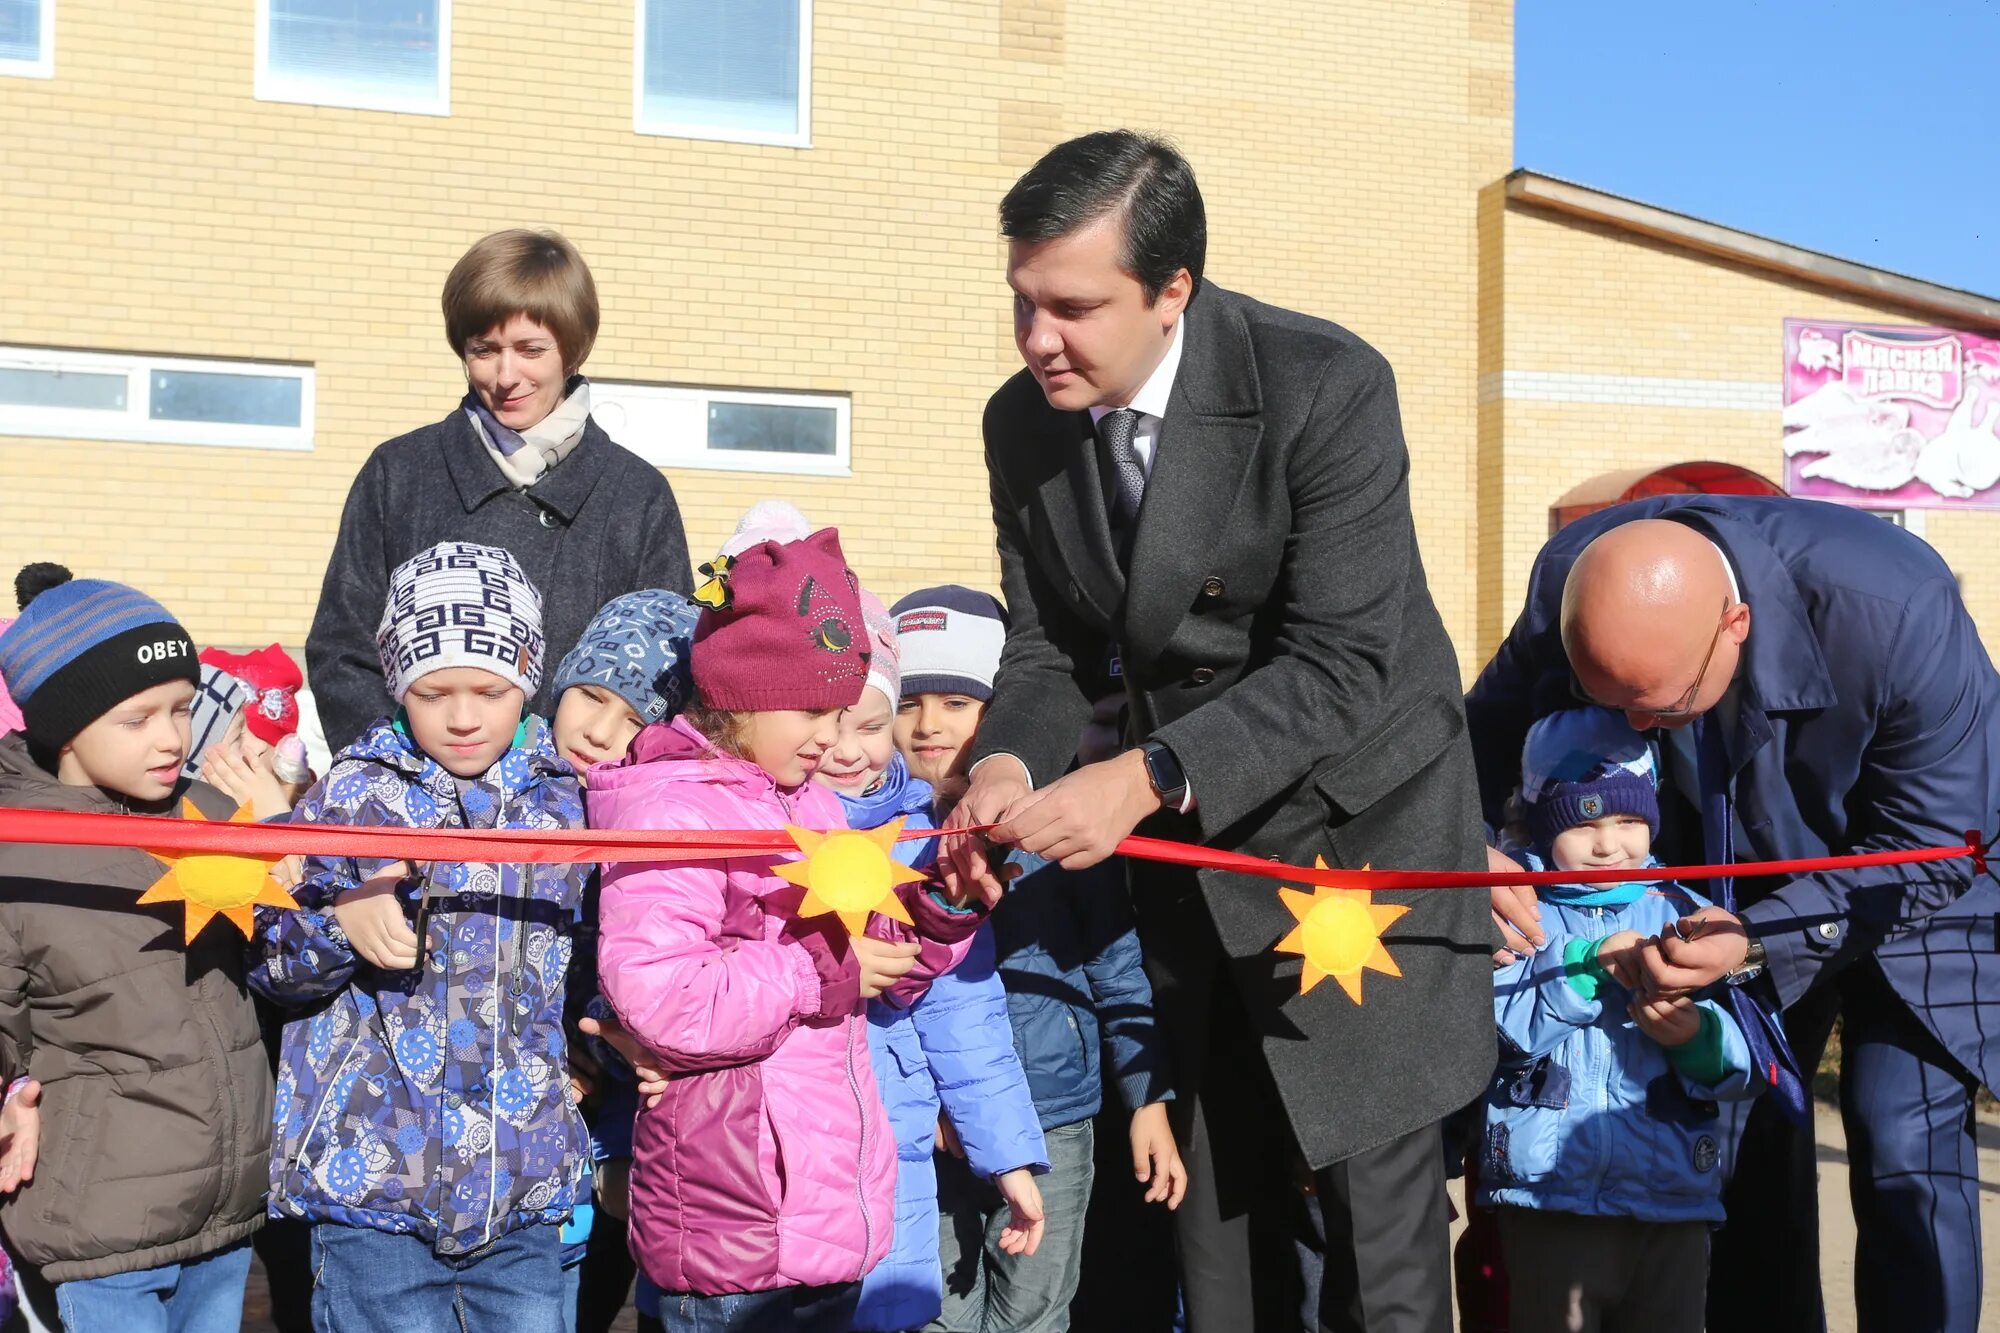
940, 131, 1494, 1333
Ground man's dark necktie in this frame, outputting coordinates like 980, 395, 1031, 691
1693, 714, 1808, 1122
1096, 408, 1146, 532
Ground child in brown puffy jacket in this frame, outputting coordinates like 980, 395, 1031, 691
0, 565, 271, 1329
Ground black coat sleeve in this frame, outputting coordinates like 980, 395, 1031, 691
306, 453, 395, 754
969, 399, 1097, 787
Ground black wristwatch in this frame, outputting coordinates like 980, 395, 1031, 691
1138, 740, 1189, 810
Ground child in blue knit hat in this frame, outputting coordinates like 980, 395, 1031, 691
1479, 707, 1765, 1333
0, 566, 270, 1329
547, 588, 695, 1333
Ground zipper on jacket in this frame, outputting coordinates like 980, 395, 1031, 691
194, 976, 244, 1221
848, 1008, 872, 1280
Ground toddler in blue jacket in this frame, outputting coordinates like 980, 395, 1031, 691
819, 590, 1048, 1333
1479, 708, 1764, 1333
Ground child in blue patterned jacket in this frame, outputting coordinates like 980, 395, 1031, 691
1479, 708, 1764, 1333
252, 541, 592, 1333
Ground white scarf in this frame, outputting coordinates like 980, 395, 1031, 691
465, 378, 595, 488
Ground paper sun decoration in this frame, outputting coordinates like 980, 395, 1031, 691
138, 800, 299, 942
776, 819, 927, 934
1273, 858, 1408, 1003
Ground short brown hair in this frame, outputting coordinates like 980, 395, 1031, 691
442, 229, 600, 374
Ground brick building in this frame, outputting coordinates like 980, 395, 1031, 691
2, 0, 1995, 684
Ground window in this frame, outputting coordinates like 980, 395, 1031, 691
256, 0, 449, 115
0, 0, 52, 78
635, 0, 810, 146
590, 383, 847, 476
0, 347, 314, 451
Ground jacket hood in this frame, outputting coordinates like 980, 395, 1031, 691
0, 729, 194, 816
588, 714, 803, 830
834, 753, 934, 830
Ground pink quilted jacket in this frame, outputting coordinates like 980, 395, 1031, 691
590, 717, 981, 1296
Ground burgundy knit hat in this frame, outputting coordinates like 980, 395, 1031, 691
690, 526, 870, 711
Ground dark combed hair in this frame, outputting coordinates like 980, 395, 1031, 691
999, 130, 1206, 302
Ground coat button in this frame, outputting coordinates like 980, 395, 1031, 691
539, 509, 558, 529
1201, 576, 1225, 598
1816, 921, 1841, 941
1191, 667, 1216, 686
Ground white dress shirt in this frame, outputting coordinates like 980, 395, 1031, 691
1088, 316, 1186, 477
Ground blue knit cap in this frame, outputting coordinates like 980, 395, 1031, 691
0, 568, 197, 749
1520, 707, 1661, 857
552, 589, 699, 725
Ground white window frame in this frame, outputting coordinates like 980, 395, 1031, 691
631, 0, 812, 148
591, 381, 848, 476
0, 0, 54, 79
0, 346, 315, 451
254, 0, 451, 117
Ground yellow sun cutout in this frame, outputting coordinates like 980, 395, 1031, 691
137, 800, 300, 943
773, 819, 927, 935
1273, 858, 1409, 1003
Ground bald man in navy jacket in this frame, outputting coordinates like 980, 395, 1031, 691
1467, 495, 2000, 1333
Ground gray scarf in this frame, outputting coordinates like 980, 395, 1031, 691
464, 377, 594, 488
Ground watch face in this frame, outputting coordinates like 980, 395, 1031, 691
1145, 745, 1185, 794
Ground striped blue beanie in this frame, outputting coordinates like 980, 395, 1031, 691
552, 589, 699, 725
0, 566, 198, 748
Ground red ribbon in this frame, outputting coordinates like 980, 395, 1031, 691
0, 808, 1982, 890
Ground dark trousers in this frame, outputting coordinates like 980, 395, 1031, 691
1162, 974, 1451, 1332
1709, 960, 1984, 1333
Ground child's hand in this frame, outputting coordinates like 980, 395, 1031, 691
851, 935, 922, 999
333, 863, 420, 971
1130, 1101, 1188, 1209
1630, 994, 1702, 1047
993, 1166, 1046, 1257
935, 1112, 965, 1158
271, 855, 307, 894
0, 1079, 42, 1194
1596, 930, 1645, 989
578, 1014, 673, 1109
202, 742, 295, 819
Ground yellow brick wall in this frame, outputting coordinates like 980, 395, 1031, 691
1477, 199, 2000, 663
0, 0, 1513, 688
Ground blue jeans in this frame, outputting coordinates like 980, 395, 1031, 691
655, 1282, 859, 1332
54, 1240, 252, 1333
932, 1119, 1094, 1333
309, 1223, 564, 1333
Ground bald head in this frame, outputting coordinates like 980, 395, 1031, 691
1561, 519, 1748, 727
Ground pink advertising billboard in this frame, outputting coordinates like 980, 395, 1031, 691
1784, 318, 2000, 509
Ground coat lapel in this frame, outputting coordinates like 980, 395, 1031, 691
1121, 295, 1263, 664
1032, 405, 1126, 626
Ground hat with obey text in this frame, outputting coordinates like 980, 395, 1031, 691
0, 565, 200, 750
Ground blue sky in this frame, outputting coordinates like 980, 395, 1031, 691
1516, 1, 2000, 297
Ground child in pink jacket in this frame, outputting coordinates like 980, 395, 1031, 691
591, 522, 987, 1332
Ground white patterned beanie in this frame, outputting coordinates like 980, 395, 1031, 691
377, 542, 546, 701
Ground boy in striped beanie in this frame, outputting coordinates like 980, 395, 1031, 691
0, 565, 271, 1323
0, 563, 200, 798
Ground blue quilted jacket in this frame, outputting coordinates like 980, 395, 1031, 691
1478, 872, 1765, 1224
841, 758, 1047, 1333
250, 715, 591, 1255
